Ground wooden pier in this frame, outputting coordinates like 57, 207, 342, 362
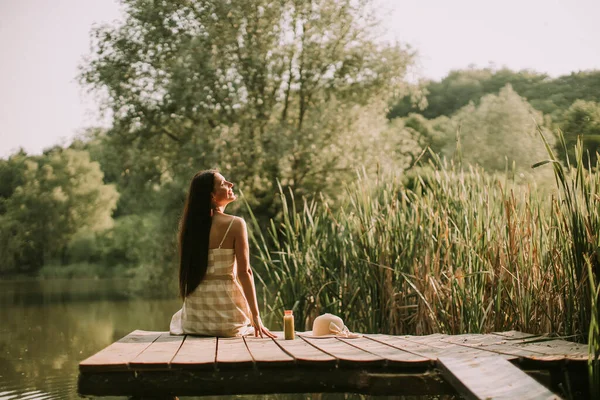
78, 330, 589, 399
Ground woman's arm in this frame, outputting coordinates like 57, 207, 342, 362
234, 217, 275, 338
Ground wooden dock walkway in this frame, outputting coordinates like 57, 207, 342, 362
78, 330, 589, 399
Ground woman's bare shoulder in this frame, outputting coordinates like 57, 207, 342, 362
230, 215, 246, 229
218, 215, 243, 236
214, 213, 243, 226
213, 213, 239, 223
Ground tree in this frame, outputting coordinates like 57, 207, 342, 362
561, 100, 600, 167
388, 68, 548, 120
0, 149, 118, 274
80, 0, 415, 218
70, 128, 161, 217
439, 85, 555, 181
401, 113, 451, 156
388, 68, 600, 123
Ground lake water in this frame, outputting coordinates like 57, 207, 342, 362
0, 279, 182, 399
0, 279, 452, 400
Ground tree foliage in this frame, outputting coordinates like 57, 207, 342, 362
400, 113, 452, 156
70, 128, 162, 217
80, 0, 415, 217
436, 85, 555, 180
0, 149, 118, 274
5, 0, 598, 285
561, 100, 600, 167
389, 68, 600, 122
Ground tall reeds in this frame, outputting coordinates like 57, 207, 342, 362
535, 129, 599, 396
245, 135, 599, 390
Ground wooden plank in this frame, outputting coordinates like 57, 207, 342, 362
481, 345, 561, 361
366, 334, 442, 360
442, 334, 529, 350
129, 333, 185, 370
244, 336, 295, 366
411, 334, 525, 360
368, 334, 509, 361
79, 330, 162, 372
337, 337, 432, 367
301, 337, 385, 366
493, 330, 540, 340
408, 334, 480, 350
216, 337, 254, 368
273, 335, 336, 366
398, 334, 500, 351
403, 333, 448, 344
422, 338, 517, 360
170, 336, 216, 369
446, 334, 562, 349
441, 334, 564, 359
78, 331, 587, 398
516, 340, 588, 360
78, 368, 457, 397
438, 355, 560, 400
444, 333, 507, 346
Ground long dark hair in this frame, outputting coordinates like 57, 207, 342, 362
178, 170, 217, 299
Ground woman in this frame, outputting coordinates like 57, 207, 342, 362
170, 170, 274, 338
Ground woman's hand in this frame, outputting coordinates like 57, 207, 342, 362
251, 315, 276, 339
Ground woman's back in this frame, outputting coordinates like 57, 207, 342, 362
170, 214, 252, 336
173, 170, 274, 338
208, 213, 237, 250
205, 215, 237, 279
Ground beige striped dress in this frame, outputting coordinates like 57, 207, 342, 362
170, 218, 253, 337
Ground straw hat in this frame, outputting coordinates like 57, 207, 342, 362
309, 313, 360, 338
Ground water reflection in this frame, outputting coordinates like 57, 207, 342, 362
0, 279, 455, 400
0, 279, 180, 400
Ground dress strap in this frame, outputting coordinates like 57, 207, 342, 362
218, 218, 236, 249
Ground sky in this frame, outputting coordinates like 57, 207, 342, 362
1, 0, 599, 158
